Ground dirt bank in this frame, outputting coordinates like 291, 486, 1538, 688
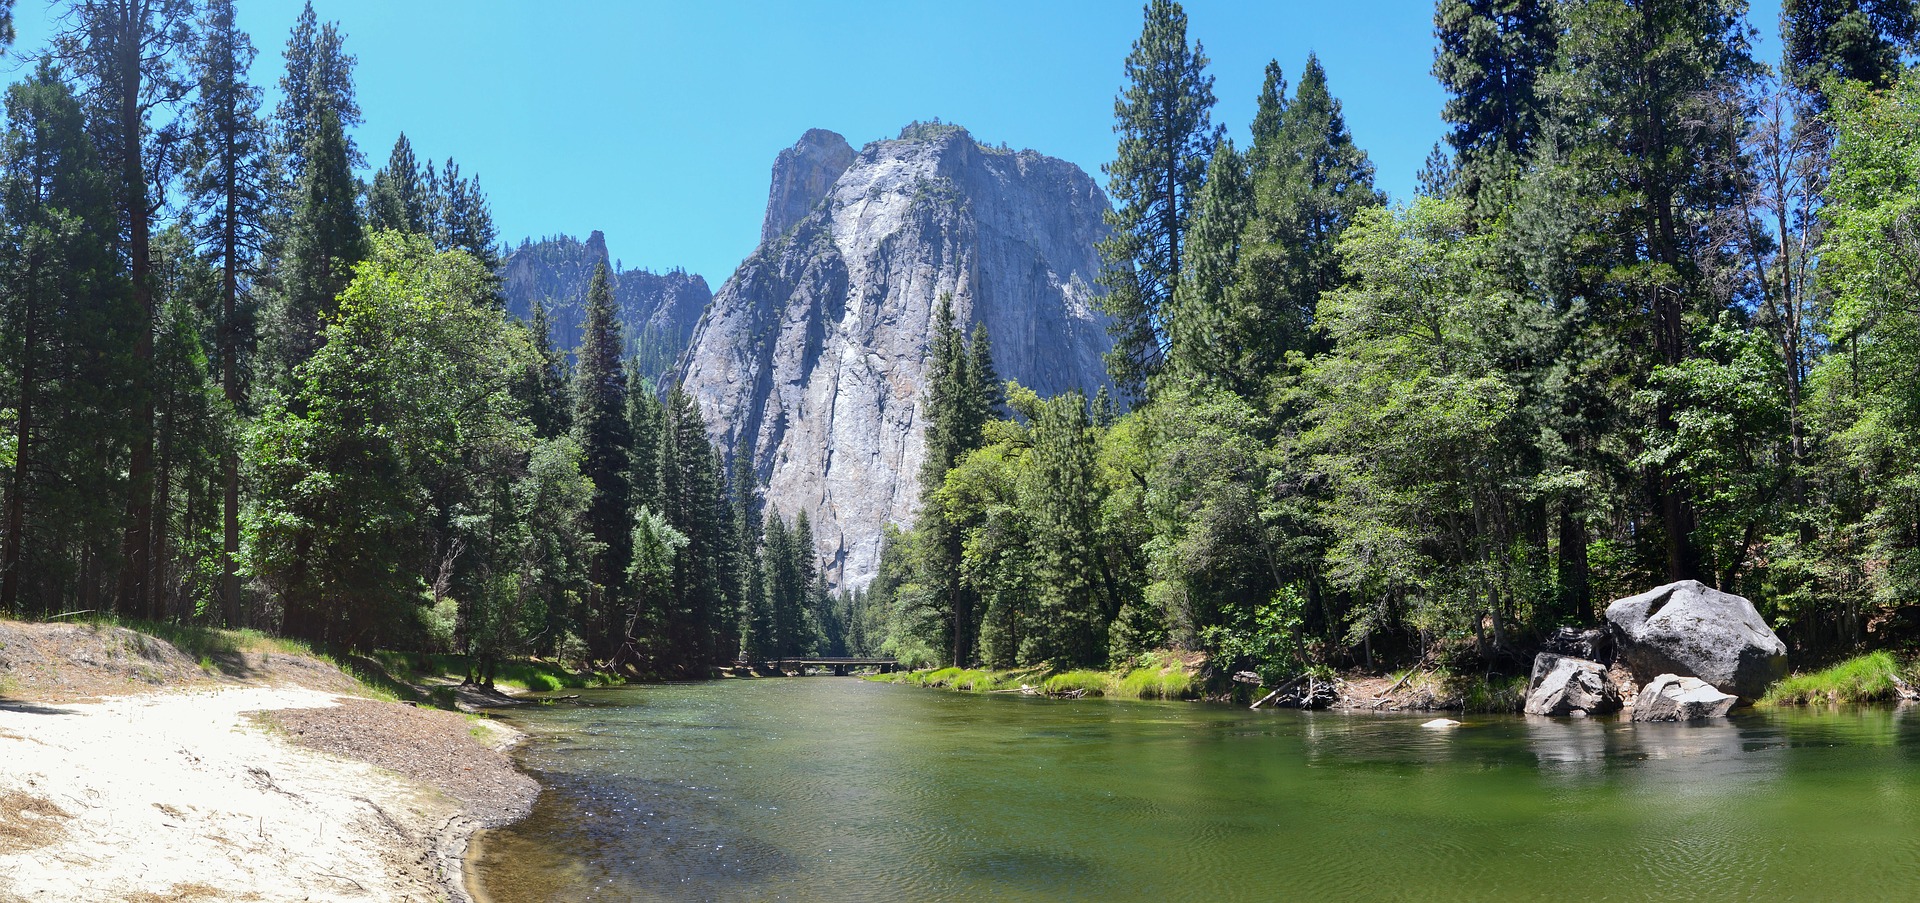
0, 620, 537, 903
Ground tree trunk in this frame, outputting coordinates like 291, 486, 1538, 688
114, 7, 156, 621
2, 268, 39, 613
222, 137, 242, 626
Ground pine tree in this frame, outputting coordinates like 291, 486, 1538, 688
260, 86, 363, 388
522, 300, 571, 440
1432, 0, 1559, 206
1229, 55, 1382, 389
658, 386, 728, 673
1783, 0, 1919, 105
1544, 0, 1759, 581
572, 261, 632, 659
58, 0, 195, 620
275, 2, 361, 181
0, 63, 128, 614
791, 510, 820, 654
1020, 393, 1108, 667
430, 157, 502, 275
367, 132, 429, 235
734, 449, 770, 661
182, 0, 272, 625
917, 296, 983, 664
1098, 0, 1217, 395
1164, 141, 1253, 387
1249, 61, 1287, 159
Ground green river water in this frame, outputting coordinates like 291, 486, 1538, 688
470, 678, 1920, 902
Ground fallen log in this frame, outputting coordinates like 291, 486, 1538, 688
1250, 677, 1304, 710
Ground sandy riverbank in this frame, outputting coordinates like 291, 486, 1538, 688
0, 622, 538, 902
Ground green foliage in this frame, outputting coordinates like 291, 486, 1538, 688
1199, 588, 1305, 687
1098, 0, 1217, 393
1763, 652, 1909, 705
246, 232, 534, 651
1041, 670, 1112, 697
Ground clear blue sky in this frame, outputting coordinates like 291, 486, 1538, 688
9, 0, 1783, 285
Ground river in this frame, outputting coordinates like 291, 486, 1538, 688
470, 677, 1920, 902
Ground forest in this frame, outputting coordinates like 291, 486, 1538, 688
865, 0, 1920, 683
0, 0, 842, 682
2, 0, 1918, 689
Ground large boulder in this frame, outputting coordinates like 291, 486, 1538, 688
1630, 674, 1737, 722
1524, 653, 1623, 717
1605, 580, 1787, 702
1542, 626, 1614, 664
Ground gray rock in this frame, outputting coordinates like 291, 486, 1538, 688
1524, 653, 1623, 717
1542, 625, 1613, 664
1630, 674, 1737, 722
1605, 579, 1787, 703
499, 230, 711, 378
679, 125, 1113, 588
760, 129, 858, 244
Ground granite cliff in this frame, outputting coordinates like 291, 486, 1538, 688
500, 231, 711, 378
679, 124, 1113, 588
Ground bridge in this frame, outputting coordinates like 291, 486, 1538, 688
732, 657, 899, 677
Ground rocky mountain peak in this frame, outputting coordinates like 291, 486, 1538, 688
760, 129, 857, 244
681, 124, 1113, 589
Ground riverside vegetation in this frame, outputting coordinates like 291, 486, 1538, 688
850, 0, 1920, 709
0, 0, 1919, 710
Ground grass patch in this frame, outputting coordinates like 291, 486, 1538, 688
885, 658, 1201, 700
366, 651, 613, 693
1764, 652, 1909, 705
1041, 670, 1112, 697
1114, 666, 1195, 700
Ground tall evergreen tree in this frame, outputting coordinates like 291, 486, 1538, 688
274, 2, 360, 181
1782, 0, 1919, 105
0, 62, 128, 614
1021, 393, 1109, 666
1098, 0, 1217, 395
367, 132, 429, 235
571, 261, 631, 659
1432, 0, 1560, 207
1544, 0, 1759, 581
1228, 55, 1382, 390
1164, 141, 1253, 387
58, 0, 195, 620
734, 450, 771, 661
259, 86, 362, 388
917, 296, 996, 665
182, 0, 271, 625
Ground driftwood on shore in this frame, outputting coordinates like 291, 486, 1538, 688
1250, 675, 1340, 710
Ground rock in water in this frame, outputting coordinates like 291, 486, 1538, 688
1524, 653, 1622, 717
679, 124, 1113, 588
1630, 674, 1737, 722
1605, 580, 1787, 703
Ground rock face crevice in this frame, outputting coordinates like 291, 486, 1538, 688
679, 125, 1113, 588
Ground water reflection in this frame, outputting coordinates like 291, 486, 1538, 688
477, 682, 1920, 903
